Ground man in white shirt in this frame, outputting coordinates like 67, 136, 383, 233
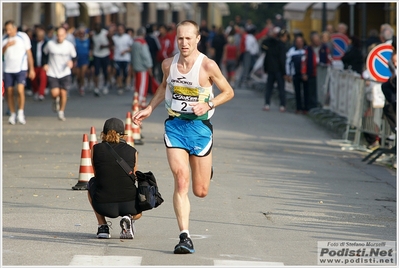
2, 20, 36, 125
43, 27, 77, 121
112, 23, 133, 94
236, 25, 259, 88
91, 22, 113, 96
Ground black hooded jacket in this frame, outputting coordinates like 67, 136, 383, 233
261, 37, 286, 75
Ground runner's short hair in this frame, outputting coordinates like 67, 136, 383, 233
176, 20, 200, 36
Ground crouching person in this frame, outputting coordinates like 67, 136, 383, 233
87, 117, 142, 239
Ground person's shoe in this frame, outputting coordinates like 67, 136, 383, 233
17, 111, 26, 125
25, 89, 33, 96
102, 86, 109, 95
174, 232, 195, 254
52, 97, 60, 112
79, 87, 85, 96
34, 93, 39, 101
117, 88, 124, 95
94, 88, 100, 97
8, 113, 16, 125
97, 224, 111, 239
279, 106, 286, 113
58, 111, 66, 121
38, 95, 45, 101
262, 105, 270, 111
120, 215, 135, 239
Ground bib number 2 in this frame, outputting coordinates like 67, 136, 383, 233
171, 99, 194, 114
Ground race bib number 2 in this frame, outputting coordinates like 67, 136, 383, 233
171, 94, 197, 114
171, 86, 199, 114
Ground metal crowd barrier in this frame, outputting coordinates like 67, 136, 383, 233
314, 65, 395, 158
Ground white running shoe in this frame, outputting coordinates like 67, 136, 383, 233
120, 215, 135, 239
8, 113, 16, 125
17, 111, 26, 125
58, 111, 66, 121
94, 88, 100, 97
102, 86, 109, 95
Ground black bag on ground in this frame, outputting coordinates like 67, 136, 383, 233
136, 171, 164, 211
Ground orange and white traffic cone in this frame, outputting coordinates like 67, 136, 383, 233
72, 134, 94, 190
125, 111, 135, 147
89, 126, 97, 150
132, 98, 144, 145
131, 91, 139, 114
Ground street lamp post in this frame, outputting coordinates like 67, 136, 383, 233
349, 2, 355, 36
322, 3, 327, 31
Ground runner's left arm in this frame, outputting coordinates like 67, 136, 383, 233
206, 59, 235, 108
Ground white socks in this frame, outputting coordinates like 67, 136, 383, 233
180, 230, 190, 238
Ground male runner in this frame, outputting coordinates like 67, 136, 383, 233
132, 20, 234, 254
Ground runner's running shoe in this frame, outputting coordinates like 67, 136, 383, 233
174, 232, 195, 254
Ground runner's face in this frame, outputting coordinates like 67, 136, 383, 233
177, 24, 200, 57
57, 28, 67, 43
5, 24, 17, 37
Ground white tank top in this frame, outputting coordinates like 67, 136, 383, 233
165, 53, 214, 120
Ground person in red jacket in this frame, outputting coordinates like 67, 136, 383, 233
155, 24, 174, 82
223, 36, 239, 84
301, 31, 331, 112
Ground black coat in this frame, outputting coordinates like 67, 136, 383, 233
31, 38, 48, 67
341, 46, 364, 74
261, 37, 286, 74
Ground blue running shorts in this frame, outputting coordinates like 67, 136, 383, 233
164, 116, 213, 157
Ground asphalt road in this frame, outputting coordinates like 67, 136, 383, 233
2, 84, 396, 267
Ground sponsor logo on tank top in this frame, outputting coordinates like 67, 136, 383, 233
171, 76, 193, 86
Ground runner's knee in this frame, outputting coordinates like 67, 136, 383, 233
193, 184, 208, 198
174, 169, 190, 192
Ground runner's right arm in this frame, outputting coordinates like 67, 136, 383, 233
132, 58, 172, 125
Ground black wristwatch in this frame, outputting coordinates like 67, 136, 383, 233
208, 101, 215, 110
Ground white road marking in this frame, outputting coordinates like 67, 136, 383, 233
214, 260, 284, 266
69, 255, 142, 266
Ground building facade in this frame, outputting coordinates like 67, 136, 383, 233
2, 2, 230, 31
283, 2, 397, 45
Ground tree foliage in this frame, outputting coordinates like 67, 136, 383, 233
222, 2, 287, 28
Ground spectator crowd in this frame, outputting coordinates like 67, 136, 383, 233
2, 15, 396, 127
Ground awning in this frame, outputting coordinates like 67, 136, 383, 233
84, 2, 102, 17
171, 3, 183, 11
156, 2, 170, 10
100, 3, 119, 15
64, 2, 80, 18
283, 2, 313, 21
311, 2, 342, 21
114, 3, 126, 13
215, 3, 230, 16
